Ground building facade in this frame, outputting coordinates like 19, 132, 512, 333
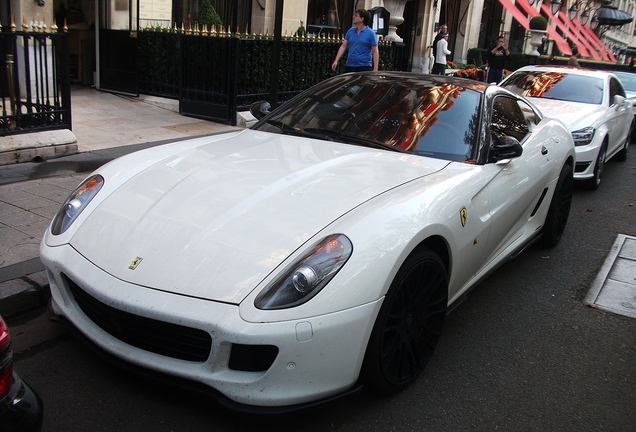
2, 0, 634, 88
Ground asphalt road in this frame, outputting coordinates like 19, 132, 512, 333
7, 153, 636, 431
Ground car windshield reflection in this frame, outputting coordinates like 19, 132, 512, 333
254, 74, 483, 163
501, 71, 603, 105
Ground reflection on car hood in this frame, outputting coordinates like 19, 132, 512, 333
71, 129, 450, 304
528, 97, 604, 130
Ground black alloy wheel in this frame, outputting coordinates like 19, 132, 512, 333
616, 134, 630, 162
541, 163, 573, 247
361, 248, 448, 393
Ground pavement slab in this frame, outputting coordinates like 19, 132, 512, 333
585, 234, 636, 319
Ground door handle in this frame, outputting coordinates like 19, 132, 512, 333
541, 145, 548, 155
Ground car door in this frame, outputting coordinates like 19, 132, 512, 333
606, 76, 631, 155
479, 95, 554, 267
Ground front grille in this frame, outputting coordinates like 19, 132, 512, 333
64, 274, 212, 362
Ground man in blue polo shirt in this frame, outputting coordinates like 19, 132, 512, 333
331, 9, 379, 72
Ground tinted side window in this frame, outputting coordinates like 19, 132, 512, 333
491, 96, 530, 143
609, 77, 626, 102
517, 99, 541, 126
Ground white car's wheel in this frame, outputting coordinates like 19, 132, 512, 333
361, 248, 448, 393
541, 163, 573, 247
616, 134, 630, 162
585, 143, 606, 191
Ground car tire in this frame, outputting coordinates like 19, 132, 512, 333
616, 135, 630, 162
541, 163, 573, 247
361, 248, 448, 393
584, 143, 606, 191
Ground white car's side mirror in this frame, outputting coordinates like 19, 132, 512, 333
613, 94, 626, 106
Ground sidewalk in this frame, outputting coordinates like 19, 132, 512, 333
0, 86, 243, 318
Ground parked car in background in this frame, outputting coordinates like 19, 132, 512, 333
612, 70, 636, 140
500, 66, 631, 190
42, 73, 575, 411
0, 315, 43, 432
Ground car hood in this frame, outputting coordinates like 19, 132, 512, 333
528, 98, 604, 130
70, 130, 449, 304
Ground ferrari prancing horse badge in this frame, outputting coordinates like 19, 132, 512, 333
129, 257, 143, 270
460, 207, 467, 227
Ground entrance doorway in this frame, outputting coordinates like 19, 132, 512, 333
98, 0, 139, 95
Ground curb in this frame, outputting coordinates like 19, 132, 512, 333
0, 129, 78, 165
0, 265, 50, 319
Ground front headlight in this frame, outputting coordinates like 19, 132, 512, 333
255, 234, 353, 310
571, 126, 595, 146
51, 175, 104, 235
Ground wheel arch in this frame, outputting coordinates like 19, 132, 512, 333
412, 235, 451, 278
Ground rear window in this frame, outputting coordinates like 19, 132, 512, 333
501, 71, 603, 105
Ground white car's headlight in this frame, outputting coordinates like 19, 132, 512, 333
51, 175, 104, 235
255, 234, 353, 310
571, 126, 595, 146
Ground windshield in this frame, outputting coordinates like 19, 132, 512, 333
254, 74, 483, 163
501, 71, 603, 105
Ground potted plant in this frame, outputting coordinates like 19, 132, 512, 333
194, 0, 223, 32
528, 16, 548, 56
529, 16, 548, 31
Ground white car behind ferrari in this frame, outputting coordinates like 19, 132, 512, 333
41, 73, 575, 411
500, 66, 631, 190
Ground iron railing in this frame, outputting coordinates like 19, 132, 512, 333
138, 29, 405, 125
0, 30, 71, 136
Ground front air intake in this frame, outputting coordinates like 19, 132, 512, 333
64, 274, 212, 362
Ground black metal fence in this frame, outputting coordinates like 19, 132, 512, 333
0, 30, 71, 136
138, 29, 405, 125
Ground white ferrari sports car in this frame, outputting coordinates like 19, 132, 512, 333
500, 65, 631, 190
42, 73, 575, 411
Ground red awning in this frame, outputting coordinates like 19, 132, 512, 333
498, 0, 530, 30
540, 4, 590, 58
578, 22, 617, 62
558, 12, 601, 60
515, 0, 572, 55
571, 19, 609, 61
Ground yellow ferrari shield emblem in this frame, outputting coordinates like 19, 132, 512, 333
459, 207, 467, 227
128, 257, 143, 270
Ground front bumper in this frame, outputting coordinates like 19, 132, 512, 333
42, 243, 381, 409
573, 141, 602, 180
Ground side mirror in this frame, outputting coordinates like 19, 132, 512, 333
613, 94, 626, 106
491, 135, 523, 162
249, 100, 271, 120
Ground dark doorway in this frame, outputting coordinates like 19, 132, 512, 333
98, 0, 139, 96
396, 0, 419, 71
439, 0, 463, 61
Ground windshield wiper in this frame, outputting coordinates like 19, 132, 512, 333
303, 128, 408, 153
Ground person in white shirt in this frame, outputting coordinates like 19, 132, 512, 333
432, 33, 451, 75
